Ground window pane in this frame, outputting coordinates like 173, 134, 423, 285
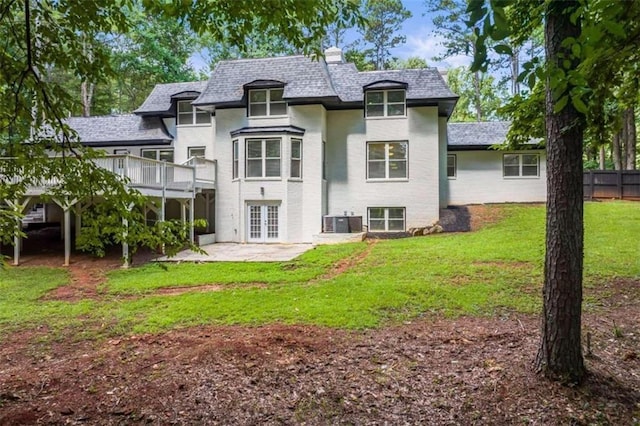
366, 91, 384, 104
195, 110, 210, 124
265, 139, 280, 157
247, 141, 262, 158
265, 159, 281, 177
369, 208, 385, 219
270, 89, 284, 101
368, 161, 386, 178
189, 147, 205, 157
369, 219, 386, 231
522, 165, 539, 176
388, 219, 404, 231
366, 104, 384, 117
291, 159, 301, 178
250, 90, 266, 102
142, 150, 156, 160
291, 140, 301, 158
503, 154, 519, 166
504, 165, 520, 177
388, 142, 407, 160
387, 104, 405, 116
270, 102, 286, 115
387, 90, 405, 103
368, 143, 386, 160
247, 159, 262, 177
388, 208, 404, 219
522, 154, 538, 166
159, 150, 174, 162
178, 114, 193, 125
388, 160, 407, 178
178, 102, 192, 113
250, 103, 267, 116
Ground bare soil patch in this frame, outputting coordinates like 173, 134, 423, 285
1, 281, 638, 425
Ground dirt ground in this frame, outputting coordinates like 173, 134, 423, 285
1, 207, 639, 425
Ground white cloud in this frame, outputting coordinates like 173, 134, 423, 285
404, 33, 471, 69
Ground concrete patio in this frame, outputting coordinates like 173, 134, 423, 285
157, 243, 315, 262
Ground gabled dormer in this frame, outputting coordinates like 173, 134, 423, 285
173, 91, 211, 126
363, 80, 408, 118
244, 80, 287, 117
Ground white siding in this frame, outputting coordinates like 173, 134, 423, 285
448, 150, 547, 204
326, 106, 441, 232
174, 121, 215, 164
213, 105, 325, 243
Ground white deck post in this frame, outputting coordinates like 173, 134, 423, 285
121, 202, 134, 269
189, 196, 195, 244
7, 198, 31, 266
63, 207, 71, 266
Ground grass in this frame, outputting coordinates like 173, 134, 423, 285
1, 201, 638, 337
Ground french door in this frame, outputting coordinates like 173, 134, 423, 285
247, 204, 280, 243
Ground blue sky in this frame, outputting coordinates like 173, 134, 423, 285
342, 0, 471, 68
192, 0, 471, 71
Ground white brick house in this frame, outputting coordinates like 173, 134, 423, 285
23, 48, 546, 250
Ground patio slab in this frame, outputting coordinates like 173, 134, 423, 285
157, 243, 314, 262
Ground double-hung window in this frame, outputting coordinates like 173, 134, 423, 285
246, 138, 281, 178
447, 154, 457, 178
177, 101, 210, 125
503, 153, 539, 177
367, 141, 408, 180
365, 90, 406, 117
368, 207, 405, 232
188, 147, 205, 158
290, 138, 302, 179
232, 140, 239, 179
249, 88, 286, 117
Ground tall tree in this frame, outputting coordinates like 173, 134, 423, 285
470, 0, 640, 383
359, 0, 412, 70
387, 56, 429, 69
446, 66, 508, 121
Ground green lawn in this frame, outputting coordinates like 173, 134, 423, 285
1, 201, 638, 337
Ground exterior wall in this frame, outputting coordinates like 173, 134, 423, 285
326, 106, 441, 232
213, 105, 325, 243
438, 117, 448, 208
173, 117, 215, 164
448, 150, 547, 204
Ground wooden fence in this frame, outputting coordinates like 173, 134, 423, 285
583, 170, 640, 200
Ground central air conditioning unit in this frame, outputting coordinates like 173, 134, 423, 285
323, 215, 363, 233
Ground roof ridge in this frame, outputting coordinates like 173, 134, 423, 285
219, 55, 307, 64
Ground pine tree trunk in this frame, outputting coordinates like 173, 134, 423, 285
624, 106, 636, 170
535, 0, 586, 384
81, 81, 94, 117
599, 146, 606, 169
612, 131, 623, 170
472, 71, 483, 121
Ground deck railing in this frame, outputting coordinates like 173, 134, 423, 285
1, 154, 216, 195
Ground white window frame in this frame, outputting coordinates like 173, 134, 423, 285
141, 148, 174, 162
177, 100, 211, 126
503, 153, 540, 178
245, 138, 281, 179
188, 146, 206, 158
367, 141, 408, 180
447, 154, 457, 179
365, 89, 406, 118
232, 139, 239, 180
248, 88, 287, 117
290, 138, 302, 179
368, 207, 406, 232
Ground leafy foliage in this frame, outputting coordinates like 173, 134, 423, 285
446, 66, 508, 122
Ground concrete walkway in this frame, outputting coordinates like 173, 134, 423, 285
157, 243, 314, 262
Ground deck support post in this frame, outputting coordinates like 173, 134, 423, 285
189, 195, 195, 244
52, 197, 78, 267
6, 197, 31, 266
121, 202, 134, 269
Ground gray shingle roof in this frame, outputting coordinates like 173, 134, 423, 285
447, 122, 511, 147
194, 56, 338, 107
358, 69, 457, 101
135, 81, 207, 115
66, 115, 173, 146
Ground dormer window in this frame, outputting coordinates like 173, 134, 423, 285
249, 88, 286, 117
365, 90, 406, 118
177, 100, 210, 125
